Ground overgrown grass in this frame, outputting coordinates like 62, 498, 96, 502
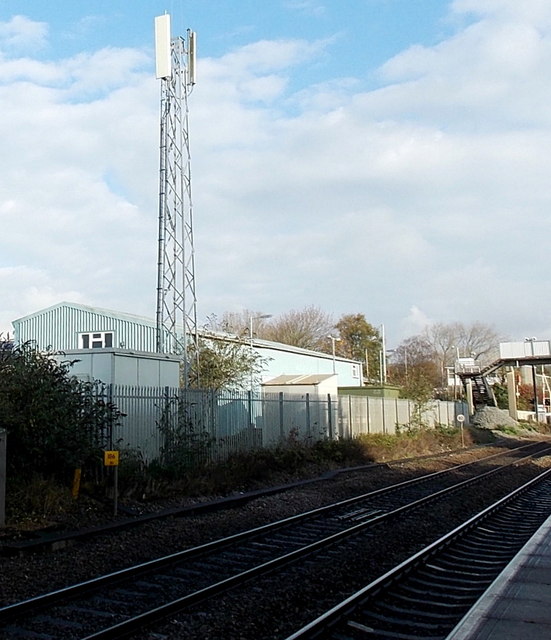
6, 475, 76, 526
131, 426, 496, 499
494, 420, 551, 437
5, 426, 499, 523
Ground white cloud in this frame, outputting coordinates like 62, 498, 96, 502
0, 15, 48, 53
401, 307, 433, 337
452, 0, 551, 25
2, 3, 551, 347
284, 1, 326, 18
0, 266, 88, 335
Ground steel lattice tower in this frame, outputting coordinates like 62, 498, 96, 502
154, 15, 198, 384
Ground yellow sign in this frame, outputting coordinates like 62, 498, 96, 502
104, 450, 120, 467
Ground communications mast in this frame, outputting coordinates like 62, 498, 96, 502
154, 14, 198, 383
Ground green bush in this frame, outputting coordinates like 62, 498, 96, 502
0, 341, 123, 480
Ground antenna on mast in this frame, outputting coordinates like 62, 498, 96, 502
154, 14, 199, 385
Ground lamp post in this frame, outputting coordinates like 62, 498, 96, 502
380, 324, 387, 384
327, 335, 341, 374
249, 314, 272, 390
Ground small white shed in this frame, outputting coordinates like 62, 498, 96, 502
262, 374, 338, 398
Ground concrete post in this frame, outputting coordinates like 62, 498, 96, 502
466, 380, 475, 416
0, 430, 6, 527
507, 370, 518, 420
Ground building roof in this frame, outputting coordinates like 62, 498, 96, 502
263, 374, 335, 386
13, 301, 156, 327
14, 301, 362, 366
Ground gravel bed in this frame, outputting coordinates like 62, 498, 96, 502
147, 459, 551, 640
1, 441, 549, 638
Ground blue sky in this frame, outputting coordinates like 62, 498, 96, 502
2, 2, 455, 70
1, 1, 551, 348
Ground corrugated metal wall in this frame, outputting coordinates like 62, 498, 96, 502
14, 303, 159, 352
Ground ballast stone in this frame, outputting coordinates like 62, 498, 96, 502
472, 406, 519, 430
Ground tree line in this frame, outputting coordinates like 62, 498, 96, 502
191, 306, 503, 397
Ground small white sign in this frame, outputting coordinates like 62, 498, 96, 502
457, 414, 465, 423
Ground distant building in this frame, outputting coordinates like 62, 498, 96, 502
12, 302, 363, 389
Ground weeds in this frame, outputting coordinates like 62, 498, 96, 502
6, 426, 499, 523
6, 475, 74, 522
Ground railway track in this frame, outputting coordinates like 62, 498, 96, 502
286, 466, 551, 640
0, 441, 533, 558
1, 442, 549, 639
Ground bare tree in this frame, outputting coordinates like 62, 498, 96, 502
423, 321, 502, 370
264, 306, 334, 351
456, 322, 504, 362
205, 311, 270, 339
389, 335, 440, 394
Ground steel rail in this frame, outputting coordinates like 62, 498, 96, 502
1, 442, 549, 639
0, 441, 543, 620
284, 466, 551, 640
0, 440, 535, 558
79, 445, 551, 640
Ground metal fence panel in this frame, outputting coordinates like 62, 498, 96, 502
105, 386, 470, 464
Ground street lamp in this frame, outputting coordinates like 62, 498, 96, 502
249, 314, 272, 349
327, 335, 341, 374
379, 324, 387, 384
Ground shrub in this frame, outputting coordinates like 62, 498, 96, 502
0, 341, 123, 481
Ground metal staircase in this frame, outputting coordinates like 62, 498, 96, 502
456, 361, 498, 410
468, 373, 497, 408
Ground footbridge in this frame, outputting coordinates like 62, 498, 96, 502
456, 340, 551, 412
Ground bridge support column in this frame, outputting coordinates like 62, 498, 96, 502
506, 370, 518, 420
466, 380, 474, 416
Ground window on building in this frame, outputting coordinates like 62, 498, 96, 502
79, 332, 115, 349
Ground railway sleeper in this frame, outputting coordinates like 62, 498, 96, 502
424, 561, 501, 578
407, 575, 488, 593
109, 588, 152, 599
58, 604, 123, 620
353, 607, 451, 633
0, 626, 56, 640
89, 594, 138, 610
453, 537, 523, 553
344, 622, 443, 639
365, 600, 464, 622
388, 591, 472, 610
396, 582, 479, 602
25, 613, 86, 631
416, 567, 493, 586
436, 549, 511, 567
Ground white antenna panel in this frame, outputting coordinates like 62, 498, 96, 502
188, 30, 197, 85
155, 14, 172, 79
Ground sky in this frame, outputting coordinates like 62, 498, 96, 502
1, 0, 550, 349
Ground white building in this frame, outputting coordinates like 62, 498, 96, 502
12, 302, 363, 389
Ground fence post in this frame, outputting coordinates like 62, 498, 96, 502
381, 396, 386, 434
327, 394, 333, 440
0, 429, 5, 527
247, 390, 253, 429
305, 393, 311, 440
106, 383, 114, 449
279, 392, 285, 441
